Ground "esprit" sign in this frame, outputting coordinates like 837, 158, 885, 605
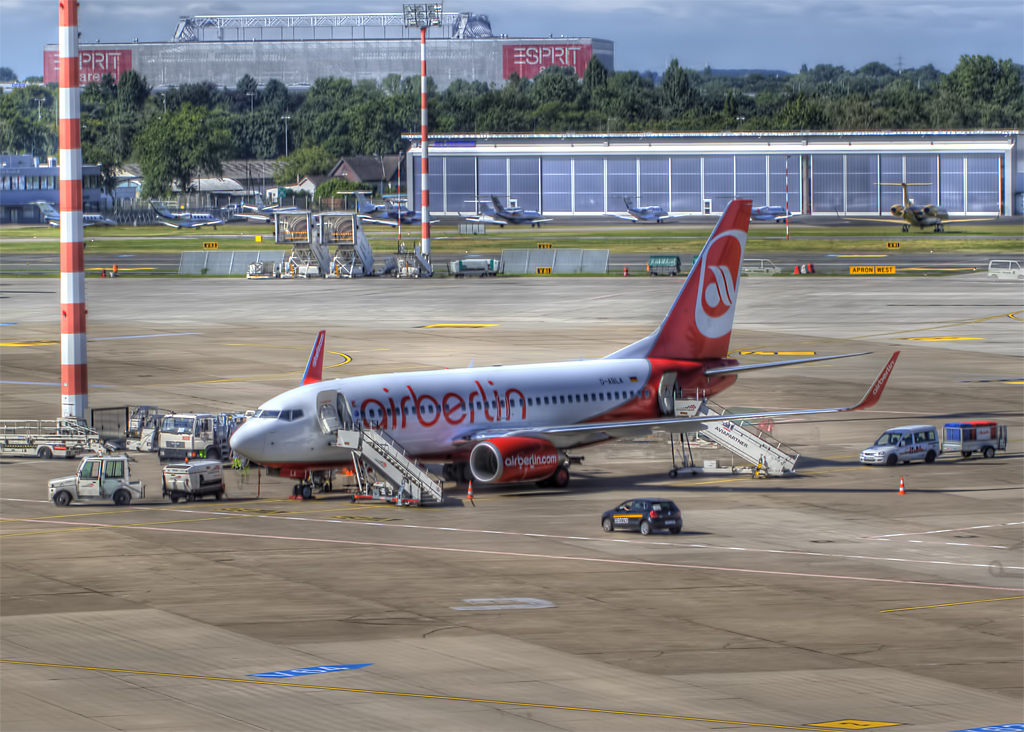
502, 44, 593, 80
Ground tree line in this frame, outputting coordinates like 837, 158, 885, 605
0, 55, 1019, 198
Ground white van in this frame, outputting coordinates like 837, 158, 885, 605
988, 260, 1022, 280
860, 425, 940, 466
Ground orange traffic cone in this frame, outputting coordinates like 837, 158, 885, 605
623, 266, 629, 277
898, 477, 905, 495
467, 480, 474, 505
112, 264, 118, 277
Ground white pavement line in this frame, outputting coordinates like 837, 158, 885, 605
8, 518, 1024, 593
8, 511, 1023, 572
868, 521, 1024, 539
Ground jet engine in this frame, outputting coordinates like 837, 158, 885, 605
890, 204, 905, 217
469, 437, 561, 484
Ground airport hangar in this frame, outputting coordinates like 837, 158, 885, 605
403, 129, 1021, 218
42, 11, 613, 92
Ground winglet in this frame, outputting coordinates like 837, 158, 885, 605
849, 351, 899, 411
301, 330, 326, 385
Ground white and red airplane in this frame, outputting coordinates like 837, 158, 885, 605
229, 200, 899, 489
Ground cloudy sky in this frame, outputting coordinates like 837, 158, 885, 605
1, 0, 1020, 80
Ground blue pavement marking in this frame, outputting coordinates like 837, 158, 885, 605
249, 663, 371, 679
0, 323, 16, 326
951, 726, 1024, 732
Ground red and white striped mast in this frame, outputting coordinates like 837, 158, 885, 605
404, 3, 442, 273
58, 0, 88, 420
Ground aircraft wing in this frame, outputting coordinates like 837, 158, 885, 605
658, 213, 703, 220
604, 213, 638, 221
455, 352, 898, 450
704, 351, 869, 376
462, 215, 505, 226
359, 216, 399, 227
234, 212, 272, 223
156, 220, 184, 229
842, 217, 906, 225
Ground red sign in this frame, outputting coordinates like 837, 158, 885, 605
44, 49, 133, 85
502, 43, 593, 80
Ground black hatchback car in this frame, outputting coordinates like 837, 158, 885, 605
601, 498, 682, 535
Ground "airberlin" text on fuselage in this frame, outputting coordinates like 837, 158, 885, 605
359, 381, 527, 430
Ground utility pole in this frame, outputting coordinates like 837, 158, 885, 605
281, 115, 291, 158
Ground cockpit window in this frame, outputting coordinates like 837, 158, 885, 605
254, 409, 280, 419
277, 409, 304, 422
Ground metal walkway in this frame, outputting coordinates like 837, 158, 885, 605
674, 397, 799, 476
337, 427, 444, 505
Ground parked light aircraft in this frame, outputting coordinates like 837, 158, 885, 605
35, 201, 116, 227
230, 199, 899, 492
846, 183, 994, 232
355, 192, 436, 227
605, 197, 692, 223
150, 202, 223, 229
462, 195, 553, 227
231, 194, 297, 223
751, 205, 796, 222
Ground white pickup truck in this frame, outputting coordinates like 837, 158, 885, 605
49, 454, 145, 506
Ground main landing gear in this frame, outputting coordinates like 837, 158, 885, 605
291, 471, 333, 500
537, 464, 570, 488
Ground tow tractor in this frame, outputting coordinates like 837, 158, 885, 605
48, 454, 145, 506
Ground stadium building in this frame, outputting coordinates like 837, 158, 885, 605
42, 12, 613, 91
403, 130, 1021, 217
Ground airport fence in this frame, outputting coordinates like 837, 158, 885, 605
178, 250, 288, 276
500, 249, 609, 275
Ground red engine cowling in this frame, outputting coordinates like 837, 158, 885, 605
469, 437, 560, 484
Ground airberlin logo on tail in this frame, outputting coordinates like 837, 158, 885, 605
505, 453, 558, 469
694, 229, 746, 339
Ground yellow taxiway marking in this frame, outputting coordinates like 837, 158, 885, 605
0, 659, 852, 730
85, 267, 157, 272
879, 595, 1023, 613
903, 336, 983, 342
1008, 313, 1023, 321
808, 722, 900, 730
419, 324, 499, 329
900, 267, 977, 271
0, 341, 58, 347
855, 310, 1022, 340
0, 515, 226, 538
738, 351, 816, 356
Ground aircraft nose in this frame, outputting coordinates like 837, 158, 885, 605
230, 421, 266, 462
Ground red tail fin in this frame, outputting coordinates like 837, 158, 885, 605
301, 330, 326, 385
646, 199, 752, 360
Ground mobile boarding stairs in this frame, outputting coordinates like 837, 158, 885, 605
314, 393, 443, 504
672, 394, 799, 477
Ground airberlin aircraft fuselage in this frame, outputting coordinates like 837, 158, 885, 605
236, 356, 738, 470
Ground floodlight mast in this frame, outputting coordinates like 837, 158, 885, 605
404, 3, 442, 271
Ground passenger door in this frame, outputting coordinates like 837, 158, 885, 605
612, 501, 638, 530
897, 433, 915, 462
316, 390, 341, 434
100, 459, 125, 497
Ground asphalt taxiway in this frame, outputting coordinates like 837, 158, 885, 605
1, 273, 1021, 731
